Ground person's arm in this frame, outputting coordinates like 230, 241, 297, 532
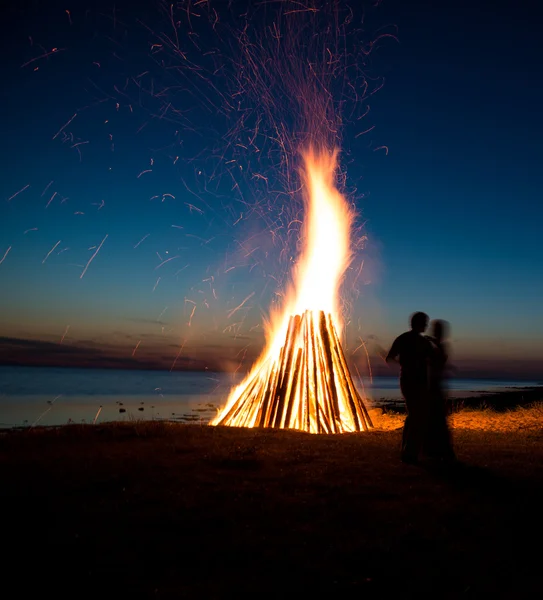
386, 336, 401, 364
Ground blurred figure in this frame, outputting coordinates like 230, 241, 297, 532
386, 312, 434, 464
425, 320, 456, 462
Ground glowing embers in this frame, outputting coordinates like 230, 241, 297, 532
213, 310, 372, 433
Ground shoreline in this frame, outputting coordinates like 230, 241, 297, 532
376, 385, 543, 413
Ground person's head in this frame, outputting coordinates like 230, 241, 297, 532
431, 319, 449, 342
410, 311, 429, 333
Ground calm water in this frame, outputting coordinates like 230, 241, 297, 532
0, 365, 539, 429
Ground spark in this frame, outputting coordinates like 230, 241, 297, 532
355, 125, 376, 138
21, 47, 65, 69
7, 184, 30, 202
175, 265, 189, 276
42, 240, 61, 263
41, 181, 54, 196
171, 224, 183, 229
185, 203, 204, 214
157, 306, 168, 321
187, 304, 197, 327
80, 234, 108, 279
93, 406, 103, 425
152, 277, 161, 292
134, 233, 150, 248
52, 113, 77, 140
45, 191, 58, 208
0, 246, 12, 265
373, 145, 389, 155
65, 10, 72, 25
227, 292, 255, 319
155, 255, 180, 270
137, 169, 152, 178
60, 325, 70, 344
31, 394, 62, 428
170, 340, 186, 372
24, 228, 38, 234
352, 337, 373, 383
132, 340, 142, 356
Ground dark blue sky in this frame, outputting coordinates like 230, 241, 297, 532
0, 0, 541, 378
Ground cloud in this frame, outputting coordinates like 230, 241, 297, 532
126, 318, 169, 326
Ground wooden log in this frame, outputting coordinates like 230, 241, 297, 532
284, 347, 303, 427
258, 356, 281, 427
303, 311, 312, 431
318, 312, 343, 432
326, 316, 361, 431
230, 376, 265, 427
309, 312, 327, 433
315, 329, 337, 433
352, 369, 373, 430
253, 361, 274, 427
327, 314, 372, 430
268, 318, 295, 427
319, 311, 341, 423
272, 315, 301, 428
217, 367, 262, 425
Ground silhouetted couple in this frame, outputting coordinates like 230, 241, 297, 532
386, 312, 455, 465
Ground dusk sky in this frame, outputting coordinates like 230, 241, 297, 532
1, 0, 542, 379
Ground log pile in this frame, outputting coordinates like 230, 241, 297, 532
213, 310, 372, 433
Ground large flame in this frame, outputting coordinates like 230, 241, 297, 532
272, 147, 353, 351
211, 147, 371, 433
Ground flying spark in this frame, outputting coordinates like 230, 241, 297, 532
60, 325, 70, 344
42, 240, 61, 263
0, 246, 12, 265
7, 184, 30, 202
80, 234, 108, 279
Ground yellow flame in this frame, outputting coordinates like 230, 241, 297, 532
263, 147, 353, 360
211, 147, 364, 431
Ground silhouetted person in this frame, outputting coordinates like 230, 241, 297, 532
425, 320, 456, 462
386, 312, 433, 464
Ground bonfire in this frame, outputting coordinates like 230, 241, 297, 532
212, 148, 372, 433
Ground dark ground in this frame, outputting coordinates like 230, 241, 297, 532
1, 421, 542, 599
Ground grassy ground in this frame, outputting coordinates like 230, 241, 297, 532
1, 404, 542, 599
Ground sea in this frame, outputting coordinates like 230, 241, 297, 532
0, 365, 540, 429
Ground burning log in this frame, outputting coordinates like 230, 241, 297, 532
213, 310, 372, 433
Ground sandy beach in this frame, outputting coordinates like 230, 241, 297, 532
1, 388, 542, 599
